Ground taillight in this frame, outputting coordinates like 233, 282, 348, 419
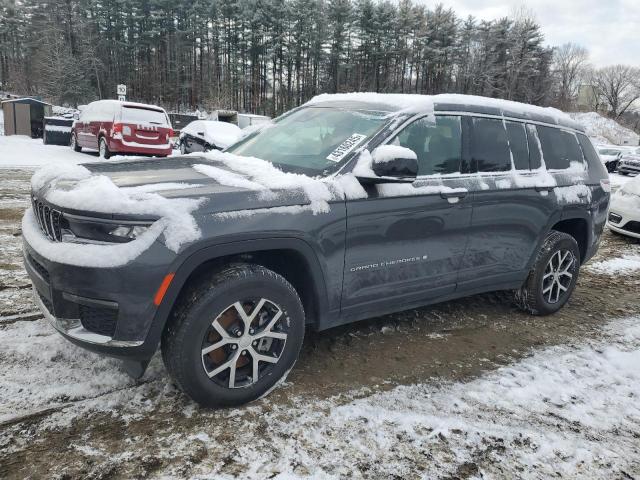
168, 128, 174, 137
112, 123, 123, 133
600, 179, 611, 193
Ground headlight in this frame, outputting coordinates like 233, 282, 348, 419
61, 213, 156, 244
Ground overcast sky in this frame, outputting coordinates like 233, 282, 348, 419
437, 0, 638, 67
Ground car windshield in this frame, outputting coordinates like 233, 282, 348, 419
598, 149, 619, 155
227, 106, 389, 175
121, 107, 169, 126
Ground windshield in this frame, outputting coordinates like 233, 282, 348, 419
227, 106, 389, 175
598, 149, 619, 155
121, 107, 169, 126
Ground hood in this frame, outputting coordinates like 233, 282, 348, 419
81, 156, 311, 214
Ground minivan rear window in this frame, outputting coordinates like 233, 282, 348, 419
121, 107, 168, 126
471, 117, 511, 172
535, 126, 584, 170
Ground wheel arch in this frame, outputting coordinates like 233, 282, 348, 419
550, 216, 590, 263
150, 238, 330, 348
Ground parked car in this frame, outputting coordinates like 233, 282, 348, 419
607, 176, 640, 238
617, 152, 640, 176
596, 146, 623, 173
70, 100, 173, 159
24, 94, 610, 407
177, 120, 242, 154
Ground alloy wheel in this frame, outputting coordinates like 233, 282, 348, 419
542, 249, 575, 304
201, 298, 288, 389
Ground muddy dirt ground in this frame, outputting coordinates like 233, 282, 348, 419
0, 169, 638, 479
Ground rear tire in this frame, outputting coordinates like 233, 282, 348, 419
515, 231, 580, 315
161, 264, 305, 407
70, 132, 82, 152
99, 136, 111, 159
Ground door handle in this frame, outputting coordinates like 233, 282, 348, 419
440, 191, 467, 200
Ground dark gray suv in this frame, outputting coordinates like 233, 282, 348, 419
23, 94, 611, 407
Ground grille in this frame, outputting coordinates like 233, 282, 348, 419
31, 196, 63, 241
79, 305, 118, 337
608, 213, 622, 224
621, 221, 640, 234
28, 254, 50, 282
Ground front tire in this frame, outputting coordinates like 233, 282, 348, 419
515, 231, 580, 315
162, 264, 305, 407
99, 136, 111, 159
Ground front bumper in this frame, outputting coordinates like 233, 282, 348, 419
23, 236, 174, 361
607, 202, 640, 239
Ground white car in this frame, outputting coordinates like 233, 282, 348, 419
607, 176, 640, 238
178, 120, 242, 154
618, 152, 640, 176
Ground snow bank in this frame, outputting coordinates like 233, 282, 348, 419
570, 112, 639, 146
0, 134, 98, 168
26, 164, 204, 266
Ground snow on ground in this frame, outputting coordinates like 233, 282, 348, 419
570, 112, 639, 146
2, 315, 638, 478
0, 134, 97, 168
587, 254, 640, 275
609, 172, 634, 189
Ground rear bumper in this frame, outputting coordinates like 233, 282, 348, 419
23, 237, 175, 362
108, 137, 172, 156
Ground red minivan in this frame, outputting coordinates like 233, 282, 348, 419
71, 100, 173, 158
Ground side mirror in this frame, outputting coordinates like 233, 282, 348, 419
371, 145, 418, 179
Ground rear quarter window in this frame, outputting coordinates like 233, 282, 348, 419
577, 133, 608, 175
536, 126, 584, 170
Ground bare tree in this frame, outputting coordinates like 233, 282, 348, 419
552, 42, 589, 110
591, 64, 640, 118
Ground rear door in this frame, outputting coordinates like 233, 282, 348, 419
457, 117, 557, 290
342, 115, 472, 320
119, 106, 171, 147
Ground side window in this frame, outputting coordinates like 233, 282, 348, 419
504, 121, 529, 170
471, 117, 511, 172
526, 124, 542, 169
536, 126, 584, 169
391, 115, 462, 175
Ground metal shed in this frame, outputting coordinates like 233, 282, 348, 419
2, 97, 53, 138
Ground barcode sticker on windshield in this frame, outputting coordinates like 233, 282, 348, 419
326, 133, 367, 162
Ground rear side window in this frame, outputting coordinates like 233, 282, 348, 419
536, 126, 584, 169
577, 134, 603, 169
471, 117, 511, 172
121, 107, 168, 126
505, 121, 529, 170
391, 115, 462, 175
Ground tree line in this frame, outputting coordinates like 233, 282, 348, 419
0, 0, 638, 121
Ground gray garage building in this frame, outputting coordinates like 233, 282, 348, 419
2, 97, 52, 138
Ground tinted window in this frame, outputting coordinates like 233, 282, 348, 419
536, 126, 584, 170
471, 117, 511, 172
526, 124, 542, 169
391, 115, 462, 175
577, 134, 604, 170
505, 121, 529, 170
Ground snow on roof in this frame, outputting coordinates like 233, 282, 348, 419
306, 92, 578, 129
1, 97, 52, 106
181, 120, 242, 148
88, 99, 166, 112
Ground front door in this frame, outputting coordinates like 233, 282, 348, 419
342, 115, 472, 320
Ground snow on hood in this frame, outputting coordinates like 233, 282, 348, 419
26, 164, 205, 267
181, 121, 242, 148
196, 150, 367, 213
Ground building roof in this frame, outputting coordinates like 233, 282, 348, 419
1, 97, 52, 106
